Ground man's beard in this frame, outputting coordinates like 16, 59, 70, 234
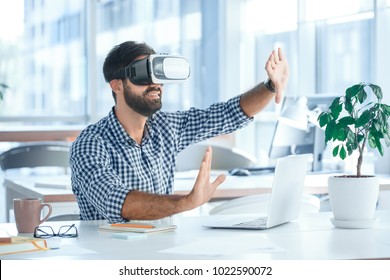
123, 83, 162, 117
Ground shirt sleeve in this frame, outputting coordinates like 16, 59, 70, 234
70, 134, 128, 223
163, 95, 253, 152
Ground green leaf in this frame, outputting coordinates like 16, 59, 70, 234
376, 111, 389, 132
369, 84, 383, 101
357, 133, 364, 143
346, 143, 354, 156
370, 127, 384, 139
332, 104, 343, 119
346, 128, 357, 154
332, 146, 339, 157
368, 135, 376, 149
347, 128, 356, 144
325, 120, 336, 142
346, 83, 364, 99
373, 119, 382, 132
344, 98, 353, 115
334, 124, 347, 141
381, 104, 390, 116
318, 112, 332, 128
330, 97, 341, 109
376, 138, 384, 156
357, 87, 368, 104
355, 110, 371, 127
339, 145, 347, 160
338, 116, 355, 126
329, 97, 342, 119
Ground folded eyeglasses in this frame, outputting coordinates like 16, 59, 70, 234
34, 224, 78, 238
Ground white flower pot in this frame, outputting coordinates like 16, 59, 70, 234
328, 176, 379, 223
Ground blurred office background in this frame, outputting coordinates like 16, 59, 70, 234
1, 0, 390, 221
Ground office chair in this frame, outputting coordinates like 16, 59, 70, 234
0, 141, 71, 174
209, 193, 320, 215
176, 143, 257, 171
0, 141, 75, 221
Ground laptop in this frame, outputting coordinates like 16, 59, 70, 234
202, 154, 309, 230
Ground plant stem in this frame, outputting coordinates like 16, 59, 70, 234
357, 148, 363, 177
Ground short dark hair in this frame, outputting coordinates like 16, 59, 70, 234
102, 41, 155, 102
102, 41, 155, 83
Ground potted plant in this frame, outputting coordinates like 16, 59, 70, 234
318, 82, 390, 228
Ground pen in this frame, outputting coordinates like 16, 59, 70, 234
111, 223, 155, 229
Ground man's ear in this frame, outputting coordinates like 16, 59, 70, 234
109, 79, 123, 93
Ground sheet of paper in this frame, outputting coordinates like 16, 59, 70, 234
28, 244, 98, 259
160, 235, 285, 256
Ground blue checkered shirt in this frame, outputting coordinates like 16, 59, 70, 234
70, 95, 252, 223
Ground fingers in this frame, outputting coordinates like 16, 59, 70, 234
211, 174, 226, 188
265, 57, 273, 73
190, 146, 225, 208
195, 146, 212, 184
273, 49, 279, 64
268, 52, 277, 70
275, 92, 282, 104
278, 47, 286, 61
264, 47, 288, 104
202, 146, 212, 175
196, 146, 226, 190
269, 48, 283, 69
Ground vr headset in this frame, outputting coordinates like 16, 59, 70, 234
112, 54, 190, 85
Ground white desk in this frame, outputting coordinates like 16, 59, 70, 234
1, 210, 390, 260
4, 173, 390, 221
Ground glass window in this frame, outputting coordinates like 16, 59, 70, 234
316, 18, 373, 92
303, 0, 373, 21
236, 0, 378, 160
0, 0, 87, 125
0, 0, 388, 138
95, 0, 202, 116
243, 0, 297, 33
241, 0, 298, 107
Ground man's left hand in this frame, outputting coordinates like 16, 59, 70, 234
265, 48, 289, 104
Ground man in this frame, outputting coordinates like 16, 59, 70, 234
70, 41, 289, 223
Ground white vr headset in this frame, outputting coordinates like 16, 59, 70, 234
112, 54, 190, 85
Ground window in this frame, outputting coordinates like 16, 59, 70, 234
236, 0, 386, 161
0, 0, 87, 125
0, 0, 389, 171
95, 0, 203, 116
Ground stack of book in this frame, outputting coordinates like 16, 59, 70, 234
0, 229, 48, 256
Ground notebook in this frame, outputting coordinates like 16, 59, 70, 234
99, 223, 177, 233
202, 154, 309, 230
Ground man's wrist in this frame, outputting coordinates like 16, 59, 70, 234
264, 78, 276, 93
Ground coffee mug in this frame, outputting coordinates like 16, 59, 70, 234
13, 198, 52, 233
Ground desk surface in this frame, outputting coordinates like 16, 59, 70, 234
0, 126, 82, 142
1, 210, 390, 260
5, 172, 390, 203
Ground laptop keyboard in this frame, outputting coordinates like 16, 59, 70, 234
232, 217, 268, 228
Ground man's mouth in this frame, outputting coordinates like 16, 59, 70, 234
144, 88, 161, 99
146, 92, 160, 99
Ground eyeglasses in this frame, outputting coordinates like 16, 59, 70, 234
34, 224, 78, 239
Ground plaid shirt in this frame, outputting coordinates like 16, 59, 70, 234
70, 95, 252, 223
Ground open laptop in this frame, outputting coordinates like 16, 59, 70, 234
202, 154, 309, 230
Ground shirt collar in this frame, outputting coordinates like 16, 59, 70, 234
107, 107, 156, 145
107, 108, 136, 145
